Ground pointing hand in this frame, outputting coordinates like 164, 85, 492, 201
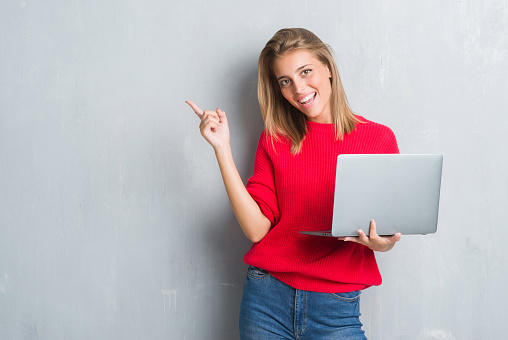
186, 100, 230, 151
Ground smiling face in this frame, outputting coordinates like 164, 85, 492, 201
272, 49, 333, 124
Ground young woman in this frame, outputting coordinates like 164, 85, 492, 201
186, 28, 401, 339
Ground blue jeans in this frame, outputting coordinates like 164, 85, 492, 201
239, 266, 367, 340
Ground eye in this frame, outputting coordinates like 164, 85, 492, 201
302, 69, 312, 76
279, 79, 290, 87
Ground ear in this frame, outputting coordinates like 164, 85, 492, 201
326, 65, 332, 78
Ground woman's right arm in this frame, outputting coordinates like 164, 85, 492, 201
186, 100, 271, 243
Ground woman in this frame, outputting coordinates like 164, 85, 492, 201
186, 28, 401, 339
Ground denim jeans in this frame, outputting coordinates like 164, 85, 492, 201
239, 266, 367, 340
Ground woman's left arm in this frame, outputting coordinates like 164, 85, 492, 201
338, 220, 401, 252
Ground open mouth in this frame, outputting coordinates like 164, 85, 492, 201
299, 92, 316, 106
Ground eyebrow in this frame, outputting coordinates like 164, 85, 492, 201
276, 64, 313, 81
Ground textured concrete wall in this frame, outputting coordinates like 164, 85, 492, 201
1, 0, 507, 338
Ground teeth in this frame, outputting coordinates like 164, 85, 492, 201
299, 93, 315, 104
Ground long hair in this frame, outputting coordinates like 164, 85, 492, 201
258, 28, 359, 154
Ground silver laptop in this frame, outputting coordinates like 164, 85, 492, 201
300, 154, 443, 237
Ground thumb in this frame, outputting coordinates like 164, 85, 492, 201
216, 108, 228, 123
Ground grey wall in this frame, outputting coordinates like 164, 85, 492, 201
1, 0, 507, 339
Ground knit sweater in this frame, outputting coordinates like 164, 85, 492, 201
244, 116, 399, 293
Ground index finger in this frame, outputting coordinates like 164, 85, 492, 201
185, 100, 203, 117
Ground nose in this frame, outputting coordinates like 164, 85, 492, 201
292, 78, 306, 94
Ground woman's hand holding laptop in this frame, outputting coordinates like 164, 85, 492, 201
337, 220, 402, 252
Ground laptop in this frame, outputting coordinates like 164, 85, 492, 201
300, 154, 443, 237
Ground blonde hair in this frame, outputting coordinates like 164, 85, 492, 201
258, 28, 359, 154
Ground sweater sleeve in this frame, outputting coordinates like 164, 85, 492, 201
381, 126, 400, 154
246, 132, 280, 226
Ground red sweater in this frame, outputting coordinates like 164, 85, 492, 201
244, 116, 399, 293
